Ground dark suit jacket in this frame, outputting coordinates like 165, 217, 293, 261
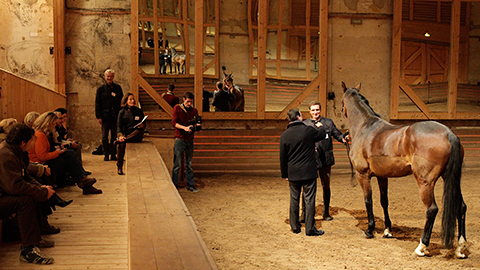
304, 117, 345, 168
95, 82, 123, 122
279, 121, 326, 181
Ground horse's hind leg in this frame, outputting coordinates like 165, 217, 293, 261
358, 173, 375, 238
377, 177, 392, 238
414, 185, 438, 257
455, 200, 467, 258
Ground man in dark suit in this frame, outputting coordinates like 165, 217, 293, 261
279, 108, 326, 236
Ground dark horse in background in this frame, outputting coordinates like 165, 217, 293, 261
341, 82, 467, 258
222, 66, 244, 111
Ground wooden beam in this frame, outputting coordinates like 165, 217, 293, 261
215, 0, 220, 78
390, 0, 402, 119
318, 0, 328, 113
257, 0, 267, 119
305, 0, 311, 80
53, 0, 65, 95
195, 0, 204, 114
137, 75, 173, 117
131, 0, 139, 99
398, 79, 431, 119
448, 0, 461, 118
276, 75, 323, 119
276, 0, 283, 78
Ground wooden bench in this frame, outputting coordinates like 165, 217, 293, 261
126, 140, 217, 270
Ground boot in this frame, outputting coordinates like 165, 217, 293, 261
323, 189, 333, 221
77, 175, 97, 188
49, 193, 73, 211
117, 161, 124, 175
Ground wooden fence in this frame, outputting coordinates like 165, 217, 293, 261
0, 69, 66, 122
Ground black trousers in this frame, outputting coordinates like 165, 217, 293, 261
289, 178, 317, 234
0, 196, 41, 247
102, 120, 117, 157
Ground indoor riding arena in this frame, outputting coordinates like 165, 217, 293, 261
1, 0, 480, 269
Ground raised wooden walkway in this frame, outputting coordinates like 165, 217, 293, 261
0, 140, 217, 270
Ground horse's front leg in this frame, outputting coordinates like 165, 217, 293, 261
377, 177, 392, 238
358, 173, 375, 238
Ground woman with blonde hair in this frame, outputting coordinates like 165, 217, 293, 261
0, 118, 18, 142
24, 111, 40, 128
29, 112, 102, 195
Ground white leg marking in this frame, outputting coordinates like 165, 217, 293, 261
383, 228, 393, 238
414, 241, 427, 257
455, 236, 467, 259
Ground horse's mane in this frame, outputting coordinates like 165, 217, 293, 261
347, 89, 381, 118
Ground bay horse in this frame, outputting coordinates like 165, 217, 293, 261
341, 82, 467, 258
222, 67, 244, 111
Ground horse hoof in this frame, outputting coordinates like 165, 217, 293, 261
455, 237, 468, 259
382, 228, 393, 238
364, 231, 374, 239
414, 242, 428, 257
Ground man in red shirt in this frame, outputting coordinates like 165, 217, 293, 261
171, 92, 200, 192
162, 83, 180, 108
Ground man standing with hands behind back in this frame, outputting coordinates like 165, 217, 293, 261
280, 108, 326, 236
95, 69, 123, 162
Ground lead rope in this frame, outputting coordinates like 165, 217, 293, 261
344, 131, 357, 187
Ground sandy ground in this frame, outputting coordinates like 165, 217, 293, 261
152, 137, 480, 270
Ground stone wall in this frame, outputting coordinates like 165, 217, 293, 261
0, 0, 55, 89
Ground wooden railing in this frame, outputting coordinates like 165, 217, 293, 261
0, 69, 66, 121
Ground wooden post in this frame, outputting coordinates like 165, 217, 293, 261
448, 0, 461, 118
305, 0, 311, 80
131, 0, 139, 99
53, 0, 65, 95
195, 0, 204, 114
318, 0, 328, 113
257, 0, 268, 119
390, 0, 402, 120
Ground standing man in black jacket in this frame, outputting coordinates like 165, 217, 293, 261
280, 108, 326, 236
95, 69, 124, 161
302, 101, 349, 221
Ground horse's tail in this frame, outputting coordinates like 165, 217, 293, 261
441, 132, 464, 249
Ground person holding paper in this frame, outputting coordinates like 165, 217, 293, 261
115, 93, 145, 175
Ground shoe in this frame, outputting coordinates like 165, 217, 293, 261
35, 238, 55, 248
83, 186, 103, 195
306, 228, 325, 236
111, 155, 117, 161
104, 156, 109, 161
85, 171, 92, 175
292, 228, 301, 234
187, 186, 199, 193
20, 247, 54, 264
41, 225, 60, 235
77, 177, 97, 188
49, 193, 73, 211
117, 163, 124, 175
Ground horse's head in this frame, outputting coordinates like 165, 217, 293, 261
341, 82, 361, 119
222, 66, 234, 87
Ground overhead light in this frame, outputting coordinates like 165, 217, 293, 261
424, 31, 430, 37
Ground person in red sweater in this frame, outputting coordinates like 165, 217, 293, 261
171, 92, 201, 192
162, 83, 180, 109
28, 112, 101, 195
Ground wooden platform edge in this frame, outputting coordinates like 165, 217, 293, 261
126, 140, 218, 270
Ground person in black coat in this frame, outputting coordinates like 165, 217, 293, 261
301, 101, 349, 221
115, 93, 145, 175
212, 81, 233, 111
279, 108, 326, 236
95, 69, 123, 161
159, 50, 166, 74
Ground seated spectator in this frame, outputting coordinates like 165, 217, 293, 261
0, 118, 18, 141
0, 124, 55, 264
54, 108, 85, 166
161, 83, 179, 110
115, 93, 145, 175
24, 111, 40, 128
212, 81, 233, 112
28, 112, 102, 195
